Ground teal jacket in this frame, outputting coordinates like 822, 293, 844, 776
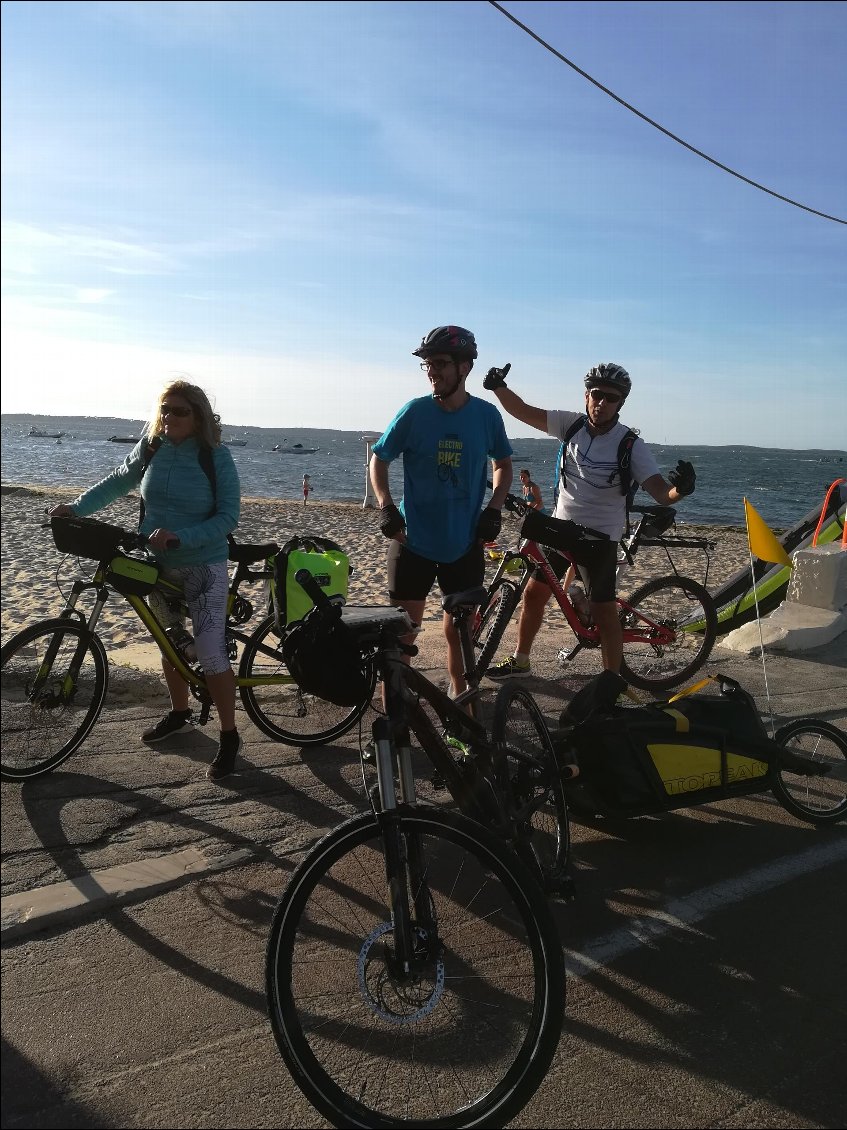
72, 436, 240, 567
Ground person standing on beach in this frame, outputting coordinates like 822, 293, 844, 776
484, 362, 696, 678
369, 325, 513, 698
48, 380, 244, 781
302, 474, 312, 506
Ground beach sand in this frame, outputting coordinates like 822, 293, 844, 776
1, 484, 750, 676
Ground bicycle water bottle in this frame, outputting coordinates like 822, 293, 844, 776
569, 584, 593, 627
166, 625, 197, 663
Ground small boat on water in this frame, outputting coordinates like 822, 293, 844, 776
272, 443, 319, 455
224, 438, 248, 447
109, 435, 139, 444
29, 427, 65, 439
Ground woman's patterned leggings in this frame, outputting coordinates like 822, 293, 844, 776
148, 561, 231, 675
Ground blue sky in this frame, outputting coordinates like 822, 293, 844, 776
2, 1, 845, 447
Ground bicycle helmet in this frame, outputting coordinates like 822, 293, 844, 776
584, 363, 631, 397
413, 326, 478, 360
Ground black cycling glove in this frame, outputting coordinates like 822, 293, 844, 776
482, 363, 511, 391
669, 459, 696, 497
379, 504, 406, 539
475, 507, 502, 543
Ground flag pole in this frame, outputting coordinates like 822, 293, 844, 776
743, 497, 776, 738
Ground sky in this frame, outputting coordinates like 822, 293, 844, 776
1, 0, 845, 447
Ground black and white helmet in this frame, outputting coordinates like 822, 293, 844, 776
584, 363, 631, 397
413, 326, 478, 360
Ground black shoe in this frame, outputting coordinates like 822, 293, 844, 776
142, 710, 194, 743
207, 731, 243, 781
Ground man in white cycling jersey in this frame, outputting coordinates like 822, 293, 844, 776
483, 362, 696, 677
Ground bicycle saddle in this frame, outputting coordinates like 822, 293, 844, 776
442, 587, 489, 612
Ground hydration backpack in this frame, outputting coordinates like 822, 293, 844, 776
552, 415, 639, 524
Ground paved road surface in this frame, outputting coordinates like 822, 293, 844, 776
2, 630, 845, 1128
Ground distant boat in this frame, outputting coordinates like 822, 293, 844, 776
29, 427, 65, 439
109, 435, 139, 444
224, 438, 248, 446
272, 443, 319, 455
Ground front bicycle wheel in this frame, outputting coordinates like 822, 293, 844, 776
491, 684, 571, 895
238, 614, 375, 746
267, 807, 565, 1128
772, 719, 846, 825
474, 580, 521, 677
1, 618, 109, 780
619, 575, 717, 692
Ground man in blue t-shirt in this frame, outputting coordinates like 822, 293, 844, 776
370, 325, 513, 697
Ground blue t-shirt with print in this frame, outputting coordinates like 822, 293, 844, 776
372, 395, 513, 563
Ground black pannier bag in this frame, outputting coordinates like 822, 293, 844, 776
563, 673, 781, 815
282, 603, 371, 707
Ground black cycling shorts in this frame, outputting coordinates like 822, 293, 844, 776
534, 539, 618, 604
387, 541, 485, 603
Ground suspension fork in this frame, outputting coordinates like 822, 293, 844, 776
34, 583, 107, 701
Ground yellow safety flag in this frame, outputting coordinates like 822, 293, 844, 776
743, 498, 792, 567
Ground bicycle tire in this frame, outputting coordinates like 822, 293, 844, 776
474, 580, 521, 677
772, 719, 847, 825
1, 618, 109, 780
266, 807, 565, 1128
619, 575, 717, 692
238, 613, 375, 746
491, 684, 571, 895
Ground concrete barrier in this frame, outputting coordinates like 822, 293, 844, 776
721, 542, 847, 655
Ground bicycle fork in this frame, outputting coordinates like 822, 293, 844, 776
36, 583, 108, 705
370, 717, 439, 981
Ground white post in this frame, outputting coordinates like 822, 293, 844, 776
361, 435, 380, 509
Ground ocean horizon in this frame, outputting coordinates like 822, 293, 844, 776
3, 413, 845, 529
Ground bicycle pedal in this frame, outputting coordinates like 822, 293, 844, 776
430, 773, 447, 792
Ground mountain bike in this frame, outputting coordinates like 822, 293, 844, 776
266, 571, 568, 1128
475, 494, 719, 692
0, 515, 374, 781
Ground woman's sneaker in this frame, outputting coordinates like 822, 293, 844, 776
486, 656, 531, 679
142, 710, 194, 743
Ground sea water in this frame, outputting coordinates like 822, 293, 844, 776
2, 414, 844, 529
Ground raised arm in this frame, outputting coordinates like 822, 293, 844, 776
483, 366, 548, 433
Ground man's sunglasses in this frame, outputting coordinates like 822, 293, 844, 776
420, 359, 454, 372
161, 404, 193, 417
588, 388, 623, 405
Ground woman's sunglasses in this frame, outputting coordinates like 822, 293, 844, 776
588, 388, 623, 405
161, 404, 193, 417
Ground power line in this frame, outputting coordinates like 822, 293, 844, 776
488, 1, 846, 225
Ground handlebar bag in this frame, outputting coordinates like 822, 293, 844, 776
271, 536, 349, 629
519, 510, 609, 553
282, 604, 371, 706
51, 515, 126, 561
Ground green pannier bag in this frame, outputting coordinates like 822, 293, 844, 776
271, 535, 350, 629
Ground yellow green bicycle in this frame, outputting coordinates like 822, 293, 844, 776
0, 514, 375, 781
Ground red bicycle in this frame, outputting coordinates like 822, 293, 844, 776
474, 494, 719, 692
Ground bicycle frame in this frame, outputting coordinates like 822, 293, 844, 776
483, 538, 678, 656
46, 551, 292, 713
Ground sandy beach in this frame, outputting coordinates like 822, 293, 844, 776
1, 482, 751, 676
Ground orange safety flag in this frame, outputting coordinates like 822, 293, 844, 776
743, 498, 792, 567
